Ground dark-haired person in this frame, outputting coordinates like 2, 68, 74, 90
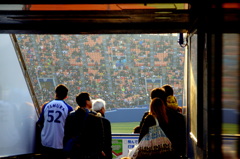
139, 87, 167, 129
37, 84, 73, 159
63, 92, 105, 159
139, 97, 172, 159
162, 84, 186, 157
162, 84, 182, 113
139, 87, 186, 158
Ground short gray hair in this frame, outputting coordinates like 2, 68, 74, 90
92, 98, 106, 112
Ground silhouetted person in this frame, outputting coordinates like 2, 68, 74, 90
63, 92, 105, 159
139, 97, 173, 159
162, 84, 182, 113
139, 87, 186, 158
139, 87, 167, 129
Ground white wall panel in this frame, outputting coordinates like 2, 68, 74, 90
0, 34, 38, 157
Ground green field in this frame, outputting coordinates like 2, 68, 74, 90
222, 123, 239, 134
111, 122, 139, 133
111, 122, 239, 134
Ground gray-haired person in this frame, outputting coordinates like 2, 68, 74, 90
92, 99, 113, 159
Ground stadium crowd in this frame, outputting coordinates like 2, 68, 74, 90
17, 34, 185, 109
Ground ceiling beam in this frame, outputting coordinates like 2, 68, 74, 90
0, 0, 190, 4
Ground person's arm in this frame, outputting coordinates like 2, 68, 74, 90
36, 103, 48, 128
63, 112, 75, 146
139, 115, 155, 142
139, 111, 149, 130
36, 113, 44, 129
96, 117, 105, 156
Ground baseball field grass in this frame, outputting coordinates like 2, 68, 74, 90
111, 122, 239, 134
111, 122, 139, 134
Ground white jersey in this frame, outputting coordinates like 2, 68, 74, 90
41, 99, 73, 149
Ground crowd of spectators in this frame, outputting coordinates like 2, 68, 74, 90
17, 34, 185, 109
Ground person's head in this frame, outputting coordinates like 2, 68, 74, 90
150, 87, 167, 103
55, 84, 68, 100
149, 97, 168, 124
76, 92, 92, 109
162, 84, 174, 96
162, 84, 179, 110
92, 98, 106, 114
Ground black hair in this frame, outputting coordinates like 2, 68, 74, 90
76, 92, 91, 107
55, 84, 68, 99
162, 84, 174, 96
150, 87, 167, 103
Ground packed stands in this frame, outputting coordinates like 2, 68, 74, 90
17, 34, 185, 109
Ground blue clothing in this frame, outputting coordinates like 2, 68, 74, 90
38, 99, 73, 149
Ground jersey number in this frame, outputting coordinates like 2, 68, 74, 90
47, 110, 62, 123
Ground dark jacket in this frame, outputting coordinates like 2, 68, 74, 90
166, 108, 186, 158
139, 111, 149, 130
90, 111, 112, 159
100, 115, 112, 159
63, 108, 104, 159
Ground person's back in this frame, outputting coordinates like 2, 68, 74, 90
138, 98, 173, 159
166, 108, 186, 158
92, 99, 112, 159
139, 87, 167, 129
95, 115, 112, 159
37, 84, 73, 159
64, 108, 104, 158
41, 99, 73, 148
139, 87, 186, 158
162, 84, 186, 157
63, 92, 104, 159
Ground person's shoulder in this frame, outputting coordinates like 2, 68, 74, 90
43, 101, 50, 105
43, 100, 53, 106
62, 100, 74, 109
142, 111, 149, 118
176, 112, 185, 120
89, 110, 98, 116
144, 111, 149, 115
167, 108, 183, 117
41, 101, 50, 110
87, 113, 104, 126
167, 108, 185, 122
145, 114, 155, 121
102, 116, 111, 124
67, 105, 74, 112
69, 110, 76, 115
88, 112, 102, 119
65, 110, 77, 124
66, 110, 77, 119
75, 107, 86, 117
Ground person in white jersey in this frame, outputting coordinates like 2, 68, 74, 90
37, 84, 73, 159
